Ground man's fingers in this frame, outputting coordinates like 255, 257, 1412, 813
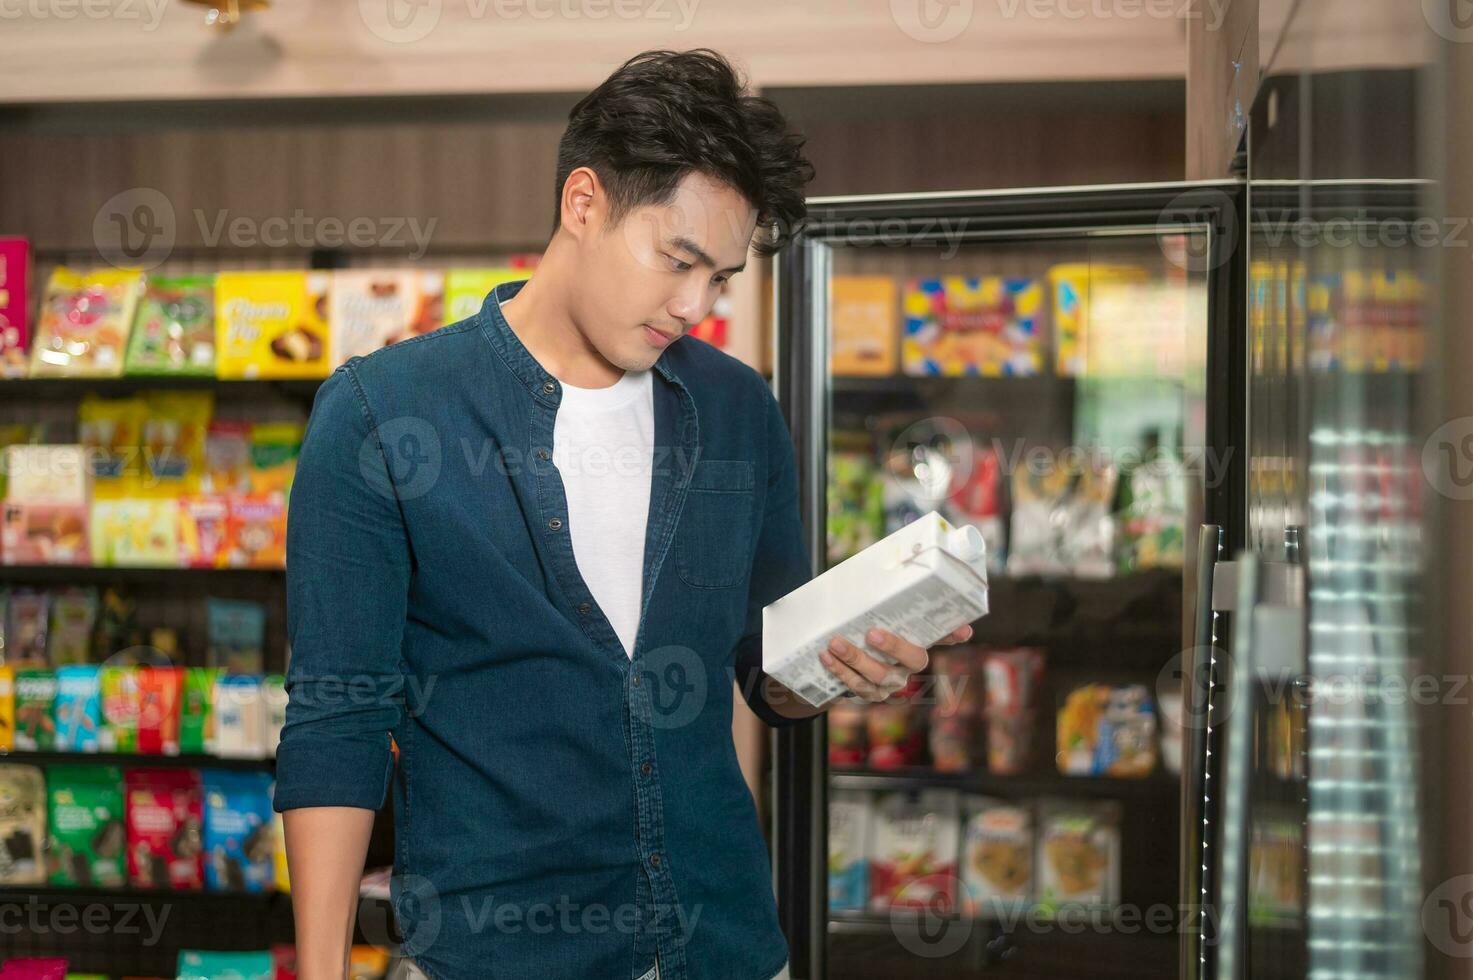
828, 636, 896, 687
936, 624, 974, 645
864, 628, 929, 672
820, 649, 884, 702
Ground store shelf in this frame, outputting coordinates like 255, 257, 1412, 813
0, 376, 324, 400
829, 767, 1179, 801
0, 883, 284, 904
830, 373, 1075, 422
0, 750, 275, 771
0, 564, 284, 583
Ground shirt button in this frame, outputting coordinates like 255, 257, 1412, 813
577, 601, 592, 615
536, 449, 550, 461
548, 518, 563, 531
633, 674, 642, 687
649, 853, 662, 868
542, 381, 556, 395
640, 762, 653, 777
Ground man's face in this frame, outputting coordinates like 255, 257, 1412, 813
571, 171, 757, 372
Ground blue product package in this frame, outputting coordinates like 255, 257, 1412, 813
53, 664, 102, 752
202, 769, 276, 893
827, 790, 870, 912
176, 948, 274, 979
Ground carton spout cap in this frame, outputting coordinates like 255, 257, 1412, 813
946, 524, 986, 563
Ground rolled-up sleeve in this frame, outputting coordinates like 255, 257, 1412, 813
733, 379, 814, 728
273, 366, 410, 812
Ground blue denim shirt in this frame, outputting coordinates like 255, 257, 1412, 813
273, 280, 811, 980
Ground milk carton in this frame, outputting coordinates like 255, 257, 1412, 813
763, 511, 989, 707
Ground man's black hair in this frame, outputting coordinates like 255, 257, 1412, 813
554, 49, 815, 257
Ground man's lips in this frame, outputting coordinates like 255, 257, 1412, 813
643, 323, 679, 347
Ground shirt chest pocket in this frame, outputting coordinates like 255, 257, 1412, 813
675, 459, 757, 590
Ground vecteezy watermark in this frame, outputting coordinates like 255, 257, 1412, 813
1159, 187, 1238, 273
1422, 416, 1473, 500
358, 0, 700, 44
1423, 0, 1473, 44
889, 0, 975, 43
0, 897, 171, 946
0, 0, 168, 30
1255, 211, 1472, 253
264, 672, 439, 719
995, 0, 1228, 29
93, 187, 438, 270
1424, 874, 1473, 957
634, 645, 709, 730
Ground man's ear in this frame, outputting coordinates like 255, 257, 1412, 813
559, 166, 603, 241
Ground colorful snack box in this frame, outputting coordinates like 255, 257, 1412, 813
1046, 263, 1149, 376
179, 666, 220, 755
202, 419, 253, 495
961, 797, 1032, 915
982, 648, 1045, 776
225, 493, 287, 568
330, 268, 445, 365
3, 446, 91, 567
0, 666, 13, 750
46, 588, 98, 666
179, 495, 229, 568
202, 770, 276, 892
14, 670, 57, 750
830, 276, 899, 376
99, 665, 140, 752
79, 395, 146, 498
868, 790, 960, 913
1056, 683, 1158, 778
54, 664, 103, 751
928, 648, 980, 773
89, 499, 179, 568
828, 789, 870, 912
0, 763, 46, 884
45, 764, 126, 887
177, 950, 274, 980
215, 271, 331, 380
263, 674, 286, 757
6, 590, 51, 667
136, 666, 183, 755
123, 274, 216, 376
125, 768, 204, 890
248, 422, 302, 497
30, 266, 144, 377
207, 599, 266, 675
0, 237, 32, 377
272, 810, 290, 892
1036, 800, 1121, 910
215, 674, 266, 759
443, 268, 523, 326
865, 679, 926, 770
0, 958, 67, 979
901, 277, 1044, 377
138, 390, 214, 498
827, 699, 867, 768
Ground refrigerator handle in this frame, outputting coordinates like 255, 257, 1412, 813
1181, 523, 1223, 980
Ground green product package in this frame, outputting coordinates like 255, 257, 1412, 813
179, 666, 220, 755
14, 670, 57, 750
99, 666, 139, 753
123, 275, 216, 376
46, 764, 125, 887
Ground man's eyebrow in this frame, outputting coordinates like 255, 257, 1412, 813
668, 235, 746, 275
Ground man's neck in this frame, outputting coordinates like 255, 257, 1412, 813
499, 258, 625, 389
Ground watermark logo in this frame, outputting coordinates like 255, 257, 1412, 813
1424, 874, 1473, 956
361, 416, 443, 501
359, 0, 443, 42
94, 187, 176, 271
1159, 187, 1237, 273
636, 645, 708, 729
885, 416, 974, 505
889, 875, 974, 957
1422, 416, 1473, 500
890, 0, 974, 42
1424, 0, 1473, 43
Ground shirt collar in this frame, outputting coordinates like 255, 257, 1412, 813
478, 279, 685, 405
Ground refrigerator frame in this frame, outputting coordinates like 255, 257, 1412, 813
770, 179, 1249, 980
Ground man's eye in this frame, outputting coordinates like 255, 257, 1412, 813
713, 275, 729, 286
666, 255, 692, 272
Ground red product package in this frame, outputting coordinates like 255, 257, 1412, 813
865, 677, 926, 770
125, 768, 204, 889
271, 944, 298, 980
0, 237, 31, 378
0, 959, 67, 980
136, 666, 183, 755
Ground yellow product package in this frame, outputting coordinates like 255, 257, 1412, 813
90, 498, 180, 567
30, 266, 144, 377
248, 422, 304, 497
78, 395, 146, 498
215, 271, 332, 379
138, 390, 214, 498
0, 667, 14, 751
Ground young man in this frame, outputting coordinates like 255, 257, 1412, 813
276, 49, 971, 980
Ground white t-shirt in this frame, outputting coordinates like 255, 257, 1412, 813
552, 368, 654, 658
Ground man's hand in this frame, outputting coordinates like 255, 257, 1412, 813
820, 624, 974, 702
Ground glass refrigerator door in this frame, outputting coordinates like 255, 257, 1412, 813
772, 184, 1242, 980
